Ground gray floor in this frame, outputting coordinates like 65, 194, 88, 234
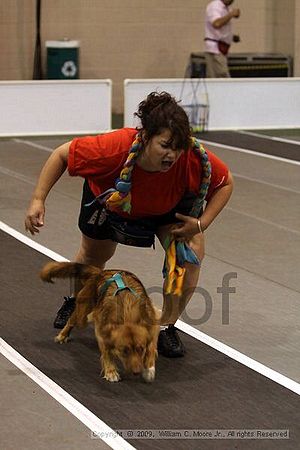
1, 133, 299, 449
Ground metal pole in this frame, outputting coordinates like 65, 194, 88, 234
33, 0, 42, 79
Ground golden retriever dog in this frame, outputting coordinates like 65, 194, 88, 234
40, 262, 160, 383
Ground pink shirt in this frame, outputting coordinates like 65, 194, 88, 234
205, 0, 233, 54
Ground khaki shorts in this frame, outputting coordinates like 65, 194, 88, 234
205, 52, 230, 78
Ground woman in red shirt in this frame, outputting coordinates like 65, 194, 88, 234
25, 91, 233, 358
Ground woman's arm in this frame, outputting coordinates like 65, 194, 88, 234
25, 142, 70, 235
199, 170, 233, 231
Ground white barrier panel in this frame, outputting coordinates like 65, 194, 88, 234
0, 80, 112, 136
124, 78, 300, 130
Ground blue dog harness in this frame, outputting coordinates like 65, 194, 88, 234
98, 272, 137, 297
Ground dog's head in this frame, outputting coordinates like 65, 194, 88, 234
104, 324, 150, 375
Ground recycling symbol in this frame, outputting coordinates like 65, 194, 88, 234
61, 60, 77, 77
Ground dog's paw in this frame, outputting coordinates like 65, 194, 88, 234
103, 370, 121, 382
54, 334, 69, 344
142, 366, 155, 383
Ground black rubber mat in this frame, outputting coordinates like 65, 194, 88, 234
1, 230, 299, 450
196, 131, 300, 162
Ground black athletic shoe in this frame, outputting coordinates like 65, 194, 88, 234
53, 296, 76, 329
157, 325, 185, 358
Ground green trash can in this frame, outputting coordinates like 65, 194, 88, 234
46, 39, 80, 79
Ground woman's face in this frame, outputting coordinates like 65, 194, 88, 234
139, 129, 184, 172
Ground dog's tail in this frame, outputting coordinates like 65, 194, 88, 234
40, 262, 102, 284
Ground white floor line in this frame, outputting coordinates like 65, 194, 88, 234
0, 339, 135, 450
200, 138, 300, 166
176, 321, 300, 396
13, 135, 300, 166
1, 220, 300, 398
237, 130, 300, 146
231, 172, 300, 195
0, 221, 68, 262
226, 206, 300, 236
13, 138, 53, 152
0, 166, 37, 186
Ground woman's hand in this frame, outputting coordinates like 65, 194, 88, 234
24, 142, 70, 235
171, 213, 201, 241
25, 199, 45, 235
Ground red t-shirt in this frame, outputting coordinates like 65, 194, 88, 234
68, 128, 229, 219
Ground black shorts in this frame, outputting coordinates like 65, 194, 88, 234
78, 180, 200, 240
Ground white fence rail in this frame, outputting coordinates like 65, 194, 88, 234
124, 78, 300, 130
0, 80, 112, 136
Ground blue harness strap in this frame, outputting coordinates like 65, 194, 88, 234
98, 272, 137, 297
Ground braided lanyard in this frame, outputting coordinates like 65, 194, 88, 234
189, 137, 211, 217
105, 134, 142, 213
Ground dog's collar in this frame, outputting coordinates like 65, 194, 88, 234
99, 272, 137, 297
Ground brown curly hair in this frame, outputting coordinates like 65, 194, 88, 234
134, 91, 191, 151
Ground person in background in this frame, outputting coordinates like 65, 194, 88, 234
204, 0, 240, 78
25, 91, 233, 358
